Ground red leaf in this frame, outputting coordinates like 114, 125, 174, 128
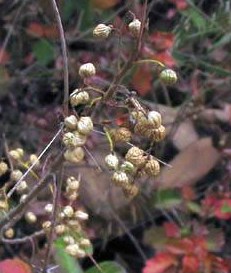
0, 258, 32, 273
26, 22, 59, 39
150, 32, 174, 51
132, 65, 153, 96
168, 0, 188, 10
163, 222, 180, 238
143, 253, 177, 273
0, 48, 10, 65
214, 199, 231, 220
182, 255, 200, 273
151, 51, 176, 68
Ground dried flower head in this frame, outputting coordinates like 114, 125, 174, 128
93, 24, 112, 39
128, 19, 141, 37
144, 159, 160, 176
151, 125, 166, 142
75, 210, 89, 221
79, 63, 96, 78
16, 180, 28, 194
29, 154, 40, 167
55, 224, 67, 235
63, 205, 74, 218
66, 176, 80, 191
112, 171, 129, 187
44, 203, 53, 214
125, 146, 146, 167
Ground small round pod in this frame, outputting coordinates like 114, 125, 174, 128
29, 154, 40, 167
9, 150, 22, 160
77, 116, 93, 135
25, 211, 37, 224
66, 191, 79, 201
93, 24, 112, 39
128, 19, 141, 37
0, 162, 8, 176
70, 90, 90, 107
79, 238, 91, 247
147, 111, 162, 129
72, 131, 87, 147
42, 221, 52, 231
134, 119, 153, 138
111, 127, 132, 143
63, 205, 74, 218
75, 210, 89, 221
63, 236, 76, 245
122, 183, 139, 199
159, 69, 177, 85
112, 171, 129, 187
44, 203, 53, 214
76, 248, 86, 258
10, 170, 23, 181
144, 159, 160, 177
64, 147, 85, 164
55, 224, 67, 235
79, 63, 96, 78
62, 132, 78, 148
105, 153, 119, 170
65, 244, 80, 256
64, 115, 78, 130
120, 161, 135, 174
66, 176, 80, 191
16, 180, 28, 194
4, 228, 14, 239
151, 125, 166, 142
125, 146, 147, 168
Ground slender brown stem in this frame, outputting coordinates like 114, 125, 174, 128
50, 0, 69, 116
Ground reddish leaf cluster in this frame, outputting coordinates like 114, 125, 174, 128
168, 0, 188, 10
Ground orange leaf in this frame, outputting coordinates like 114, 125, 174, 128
132, 65, 153, 96
91, 0, 120, 9
0, 258, 32, 273
0, 48, 10, 65
26, 22, 59, 39
150, 32, 174, 51
143, 253, 177, 273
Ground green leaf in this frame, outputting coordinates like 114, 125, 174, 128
186, 201, 202, 215
54, 239, 83, 273
221, 202, 231, 213
32, 39, 54, 66
154, 189, 182, 209
86, 261, 127, 273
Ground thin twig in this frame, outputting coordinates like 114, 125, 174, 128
1, 230, 45, 244
49, 0, 69, 116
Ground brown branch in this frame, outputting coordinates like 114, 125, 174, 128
49, 0, 69, 116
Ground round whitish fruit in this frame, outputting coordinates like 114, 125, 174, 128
4, 228, 14, 238
25, 211, 37, 224
125, 146, 146, 167
77, 116, 93, 135
64, 115, 78, 130
65, 244, 80, 256
63, 205, 74, 218
151, 125, 166, 142
44, 203, 53, 214
64, 147, 85, 163
75, 210, 89, 221
70, 90, 90, 107
123, 183, 139, 198
147, 111, 162, 128
16, 180, 28, 194
10, 170, 23, 181
72, 131, 87, 147
79, 63, 96, 78
159, 69, 177, 85
105, 153, 119, 170
93, 24, 112, 39
66, 176, 80, 191
144, 159, 160, 176
128, 19, 141, 37
0, 162, 8, 176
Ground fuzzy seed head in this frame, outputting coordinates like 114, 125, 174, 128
64, 115, 78, 130
4, 228, 14, 238
112, 171, 129, 187
125, 147, 146, 167
128, 19, 141, 37
147, 111, 162, 128
64, 147, 85, 164
93, 24, 112, 39
144, 159, 160, 176
16, 180, 28, 194
151, 125, 166, 142
63, 206, 74, 218
75, 210, 89, 221
65, 244, 80, 256
11, 169, 23, 181
159, 69, 177, 85
70, 90, 90, 107
25, 211, 37, 224
105, 153, 119, 170
44, 203, 53, 214
0, 162, 8, 176
79, 63, 96, 78
77, 116, 93, 135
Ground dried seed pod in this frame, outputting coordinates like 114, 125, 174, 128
65, 244, 80, 256
63, 132, 78, 148
147, 111, 162, 128
64, 147, 85, 163
75, 210, 89, 220
134, 120, 153, 138
67, 220, 81, 230
20, 194, 28, 203
10, 170, 23, 181
42, 221, 51, 231
112, 127, 132, 143
29, 154, 40, 167
125, 146, 146, 167
72, 130, 87, 146
0, 162, 8, 176
93, 24, 112, 39
70, 90, 90, 107
16, 148, 24, 158
64, 115, 78, 130
105, 153, 119, 170
120, 161, 135, 174
151, 125, 166, 142
25, 211, 37, 224
63, 206, 74, 218
9, 150, 22, 160
4, 228, 14, 238
123, 183, 139, 198
128, 19, 141, 37
66, 176, 80, 191
55, 224, 67, 235
44, 203, 53, 214
63, 236, 76, 245
79, 238, 91, 247
77, 116, 93, 135
76, 248, 86, 258
159, 69, 177, 85
144, 159, 160, 176
66, 192, 79, 201
16, 180, 28, 194
79, 63, 96, 78
112, 171, 129, 187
